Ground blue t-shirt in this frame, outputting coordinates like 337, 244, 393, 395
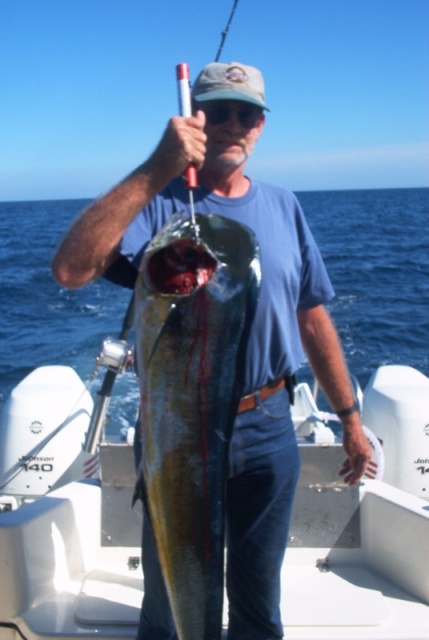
120, 178, 334, 394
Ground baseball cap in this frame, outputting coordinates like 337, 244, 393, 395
191, 62, 269, 110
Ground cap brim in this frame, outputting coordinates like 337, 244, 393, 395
193, 90, 269, 111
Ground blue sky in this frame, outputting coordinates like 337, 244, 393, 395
1, 0, 428, 201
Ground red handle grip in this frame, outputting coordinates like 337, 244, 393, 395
184, 165, 198, 188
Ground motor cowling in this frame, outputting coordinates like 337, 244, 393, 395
362, 365, 429, 499
0, 366, 95, 509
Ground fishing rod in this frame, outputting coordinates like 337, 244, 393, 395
84, 293, 135, 453
215, 0, 240, 62
175, 0, 240, 234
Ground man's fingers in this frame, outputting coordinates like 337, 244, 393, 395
339, 453, 370, 485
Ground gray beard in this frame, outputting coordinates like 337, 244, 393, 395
210, 149, 248, 169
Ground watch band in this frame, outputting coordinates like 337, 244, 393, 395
336, 401, 360, 418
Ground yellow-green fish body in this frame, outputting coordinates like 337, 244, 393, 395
135, 212, 260, 640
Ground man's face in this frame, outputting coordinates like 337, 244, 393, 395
197, 100, 265, 170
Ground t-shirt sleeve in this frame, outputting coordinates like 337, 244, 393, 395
119, 214, 153, 269
103, 253, 139, 289
102, 214, 151, 288
294, 201, 335, 310
117, 184, 180, 269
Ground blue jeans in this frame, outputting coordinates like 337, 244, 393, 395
135, 386, 301, 640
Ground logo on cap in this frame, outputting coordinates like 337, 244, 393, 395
224, 66, 249, 85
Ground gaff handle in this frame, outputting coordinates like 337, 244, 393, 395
176, 63, 198, 189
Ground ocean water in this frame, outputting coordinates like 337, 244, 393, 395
1, 188, 428, 433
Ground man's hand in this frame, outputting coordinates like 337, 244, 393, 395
150, 111, 207, 180
339, 422, 372, 485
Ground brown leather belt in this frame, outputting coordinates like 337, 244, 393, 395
237, 379, 285, 414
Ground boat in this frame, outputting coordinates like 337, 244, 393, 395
0, 331, 428, 639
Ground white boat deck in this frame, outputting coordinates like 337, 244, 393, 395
1, 451, 428, 640
9, 543, 429, 640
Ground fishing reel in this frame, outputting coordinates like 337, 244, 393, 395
96, 338, 134, 374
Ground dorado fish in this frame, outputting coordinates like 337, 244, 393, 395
134, 212, 260, 640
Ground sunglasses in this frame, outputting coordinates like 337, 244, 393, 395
202, 103, 263, 129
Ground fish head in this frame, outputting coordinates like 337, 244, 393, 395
139, 212, 219, 299
139, 211, 261, 303
144, 236, 218, 295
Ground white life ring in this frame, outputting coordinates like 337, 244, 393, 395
361, 424, 385, 480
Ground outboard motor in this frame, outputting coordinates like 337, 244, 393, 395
362, 365, 429, 499
0, 365, 95, 511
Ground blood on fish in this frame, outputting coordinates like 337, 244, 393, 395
147, 239, 217, 295
180, 285, 212, 562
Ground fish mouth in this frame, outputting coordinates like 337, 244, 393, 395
145, 238, 218, 295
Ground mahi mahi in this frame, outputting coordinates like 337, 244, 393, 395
134, 212, 260, 640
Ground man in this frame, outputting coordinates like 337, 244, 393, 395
52, 61, 371, 640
